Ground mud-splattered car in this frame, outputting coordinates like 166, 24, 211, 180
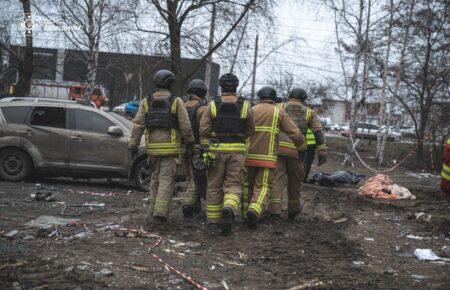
0, 101, 151, 191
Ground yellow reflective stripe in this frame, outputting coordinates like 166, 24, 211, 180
246, 154, 278, 161
209, 143, 246, 152
147, 143, 180, 149
306, 108, 312, 122
443, 164, 450, 181
171, 97, 178, 114
269, 106, 280, 157
447, 138, 450, 144
255, 126, 280, 134
279, 141, 296, 149
210, 101, 217, 118
240, 100, 249, 119
316, 144, 327, 150
224, 193, 240, 210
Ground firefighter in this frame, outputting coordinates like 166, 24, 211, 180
128, 70, 194, 223
182, 79, 208, 218
268, 119, 307, 220
441, 136, 450, 205
199, 73, 254, 235
286, 88, 327, 182
244, 86, 303, 229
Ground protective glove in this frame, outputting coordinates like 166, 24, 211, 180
298, 150, 307, 162
318, 154, 327, 166
128, 147, 138, 161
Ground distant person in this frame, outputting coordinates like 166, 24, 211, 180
441, 136, 450, 205
128, 70, 194, 224
182, 79, 208, 218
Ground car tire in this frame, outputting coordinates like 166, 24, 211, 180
0, 148, 34, 181
133, 158, 151, 192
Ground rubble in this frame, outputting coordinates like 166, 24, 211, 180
96, 268, 114, 277
440, 246, 450, 258
24, 215, 79, 228
4, 230, 19, 238
413, 249, 441, 261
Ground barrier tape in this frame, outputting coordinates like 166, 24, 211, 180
66, 223, 209, 290
348, 132, 418, 173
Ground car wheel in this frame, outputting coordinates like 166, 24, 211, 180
0, 148, 33, 181
133, 158, 151, 192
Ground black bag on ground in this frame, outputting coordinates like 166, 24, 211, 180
310, 170, 365, 187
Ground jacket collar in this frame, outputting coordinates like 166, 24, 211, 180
221, 92, 237, 97
189, 94, 203, 101
260, 99, 275, 104
288, 98, 303, 104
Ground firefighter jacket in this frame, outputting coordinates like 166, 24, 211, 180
441, 137, 450, 202
128, 89, 194, 156
245, 99, 303, 168
184, 94, 207, 147
284, 99, 327, 154
200, 93, 254, 154
277, 103, 307, 159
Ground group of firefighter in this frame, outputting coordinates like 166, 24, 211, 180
128, 70, 328, 235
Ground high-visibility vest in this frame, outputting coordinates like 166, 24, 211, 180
442, 138, 450, 182
305, 108, 316, 146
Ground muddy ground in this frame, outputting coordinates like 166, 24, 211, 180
1, 158, 449, 289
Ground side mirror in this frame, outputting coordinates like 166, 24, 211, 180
107, 126, 123, 137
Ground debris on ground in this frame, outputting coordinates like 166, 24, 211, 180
413, 249, 441, 261
411, 274, 427, 280
29, 191, 55, 202
130, 265, 151, 272
384, 267, 396, 275
333, 218, 348, 224
440, 246, 450, 258
287, 279, 331, 290
406, 172, 440, 179
414, 212, 432, 222
24, 215, 79, 228
310, 171, 365, 187
357, 174, 416, 199
61, 203, 106, 215
96, 268, 114, 277
4, 230, 19, 238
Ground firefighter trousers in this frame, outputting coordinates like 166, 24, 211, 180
182, 155, 207, 210
269, 156, 305, 215
148, 156, 177, 218
206, 152, 245, 224
246, 166, 275, 219
304, 145, 316, 182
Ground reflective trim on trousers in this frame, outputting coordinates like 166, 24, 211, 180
154, 199, 170, 216
206, 204, 222, 221
442, 163, 450, 181
248, 168, 270, 218
209, 142, 246, 153
223, 193, 240, 213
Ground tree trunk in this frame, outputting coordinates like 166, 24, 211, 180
205, 3, 216, 98
380, 0, 416, 164
376, 0, 394, 164
15, 0, 33, 97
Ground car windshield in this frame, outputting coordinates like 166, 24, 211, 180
108, 112, 133, 130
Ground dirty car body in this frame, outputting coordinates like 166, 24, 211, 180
0, 101, 150, 191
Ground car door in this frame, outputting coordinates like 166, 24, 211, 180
68, 108, 128, 173
27, 105, 70, 167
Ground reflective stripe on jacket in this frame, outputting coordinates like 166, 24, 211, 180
306, 109, 316, 145
246, 100, 303, 168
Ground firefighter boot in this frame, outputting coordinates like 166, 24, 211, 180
221, 207, 234, 236
182, 205, 194, 218
247, 210, 258, 230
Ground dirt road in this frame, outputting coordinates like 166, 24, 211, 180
1, 161, 449, 289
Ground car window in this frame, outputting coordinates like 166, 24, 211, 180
1, 106, 32, 124
73, 109, 114, 134
30, 106, 66, 128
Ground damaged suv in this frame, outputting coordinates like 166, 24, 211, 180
0, 101, 150, 191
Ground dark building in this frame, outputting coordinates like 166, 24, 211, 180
6, 45, 220, 105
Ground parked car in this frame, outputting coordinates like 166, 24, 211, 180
342, 122, 400, 141
1, 97, 76, 103
0, 101, 150, 191
124, 101, 140, 119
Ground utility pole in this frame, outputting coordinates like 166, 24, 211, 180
250, 34, 259, 102
205, 3, 216, 98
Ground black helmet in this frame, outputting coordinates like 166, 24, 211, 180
187, 79, 207, 98
257, 86, 277, 101
219, 73, 239, 93
154, 69, 175, 89
288, 87, 307, 101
